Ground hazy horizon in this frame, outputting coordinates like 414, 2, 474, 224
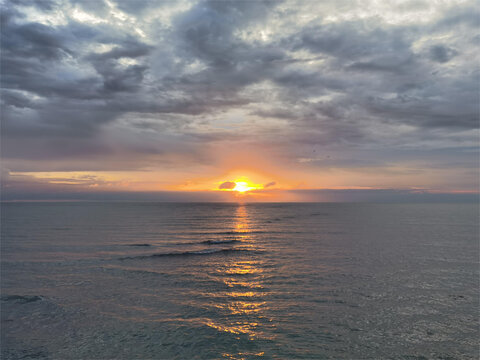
1, 189, 479, 203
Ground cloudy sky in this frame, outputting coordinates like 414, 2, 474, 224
1, 0, 479, 201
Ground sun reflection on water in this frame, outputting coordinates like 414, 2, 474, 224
222, 262, 262, 275
222, 352, 265, 360
203, 204, 273, 348
234, 204, 250, 236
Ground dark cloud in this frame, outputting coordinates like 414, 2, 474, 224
1, 21, 71, 61
113, 0, 157, 15
296, 21, 413, 64
218, 181, 236, 190
9, 0, 57, 11
428, 45, 458, 63
433, 5, 480, 30
264, 181, 276, 188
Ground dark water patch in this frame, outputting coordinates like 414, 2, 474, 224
120, 248, 263, 260
1, 295, 44, 303
313, 298, 347, 304
126, 243, 152, 247
2, 347, 49, 360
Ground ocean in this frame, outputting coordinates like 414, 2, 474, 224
1, 202, 478, 359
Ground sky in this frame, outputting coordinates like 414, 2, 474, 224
1, 0, 479, 202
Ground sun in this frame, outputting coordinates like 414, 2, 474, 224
217, 176, 263, 193
233, 181, 253, 193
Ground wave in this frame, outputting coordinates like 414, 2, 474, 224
126, 243, 152, 247
1, 295, 44, 303
120, 248, 261, 260
174, 239, 240, 246
185, 230, 268, 235
201, 239, 240, 245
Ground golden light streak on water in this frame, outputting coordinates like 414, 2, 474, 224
203, 204, 271, 346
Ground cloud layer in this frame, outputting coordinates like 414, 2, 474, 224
1, 0, 479, 198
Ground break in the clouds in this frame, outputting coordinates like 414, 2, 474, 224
1, 0, 479, 200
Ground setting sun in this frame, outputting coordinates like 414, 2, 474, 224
233, 181, 255, 192
218, 177, 264, 193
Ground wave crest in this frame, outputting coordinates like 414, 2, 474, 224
120, 248, 262, 260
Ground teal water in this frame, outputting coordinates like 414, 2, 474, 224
1, 203, 479, 359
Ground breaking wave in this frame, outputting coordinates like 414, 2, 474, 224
200, 239, 240, 245
120, 248, 261, 260
1, 295, 44, 303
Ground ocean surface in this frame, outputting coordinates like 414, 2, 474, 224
1, 202, 478, 359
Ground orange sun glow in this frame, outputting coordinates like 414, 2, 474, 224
233, 181, 254, 192
219, 177, 263, 193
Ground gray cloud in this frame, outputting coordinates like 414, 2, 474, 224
9, 0, 57, 11
1, 0, 478, 195
428, 44, 458, 63
218, 181, 236, 190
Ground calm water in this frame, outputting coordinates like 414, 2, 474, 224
1, 202, 478, 359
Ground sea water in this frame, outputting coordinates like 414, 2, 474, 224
1, 202, 478, 359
